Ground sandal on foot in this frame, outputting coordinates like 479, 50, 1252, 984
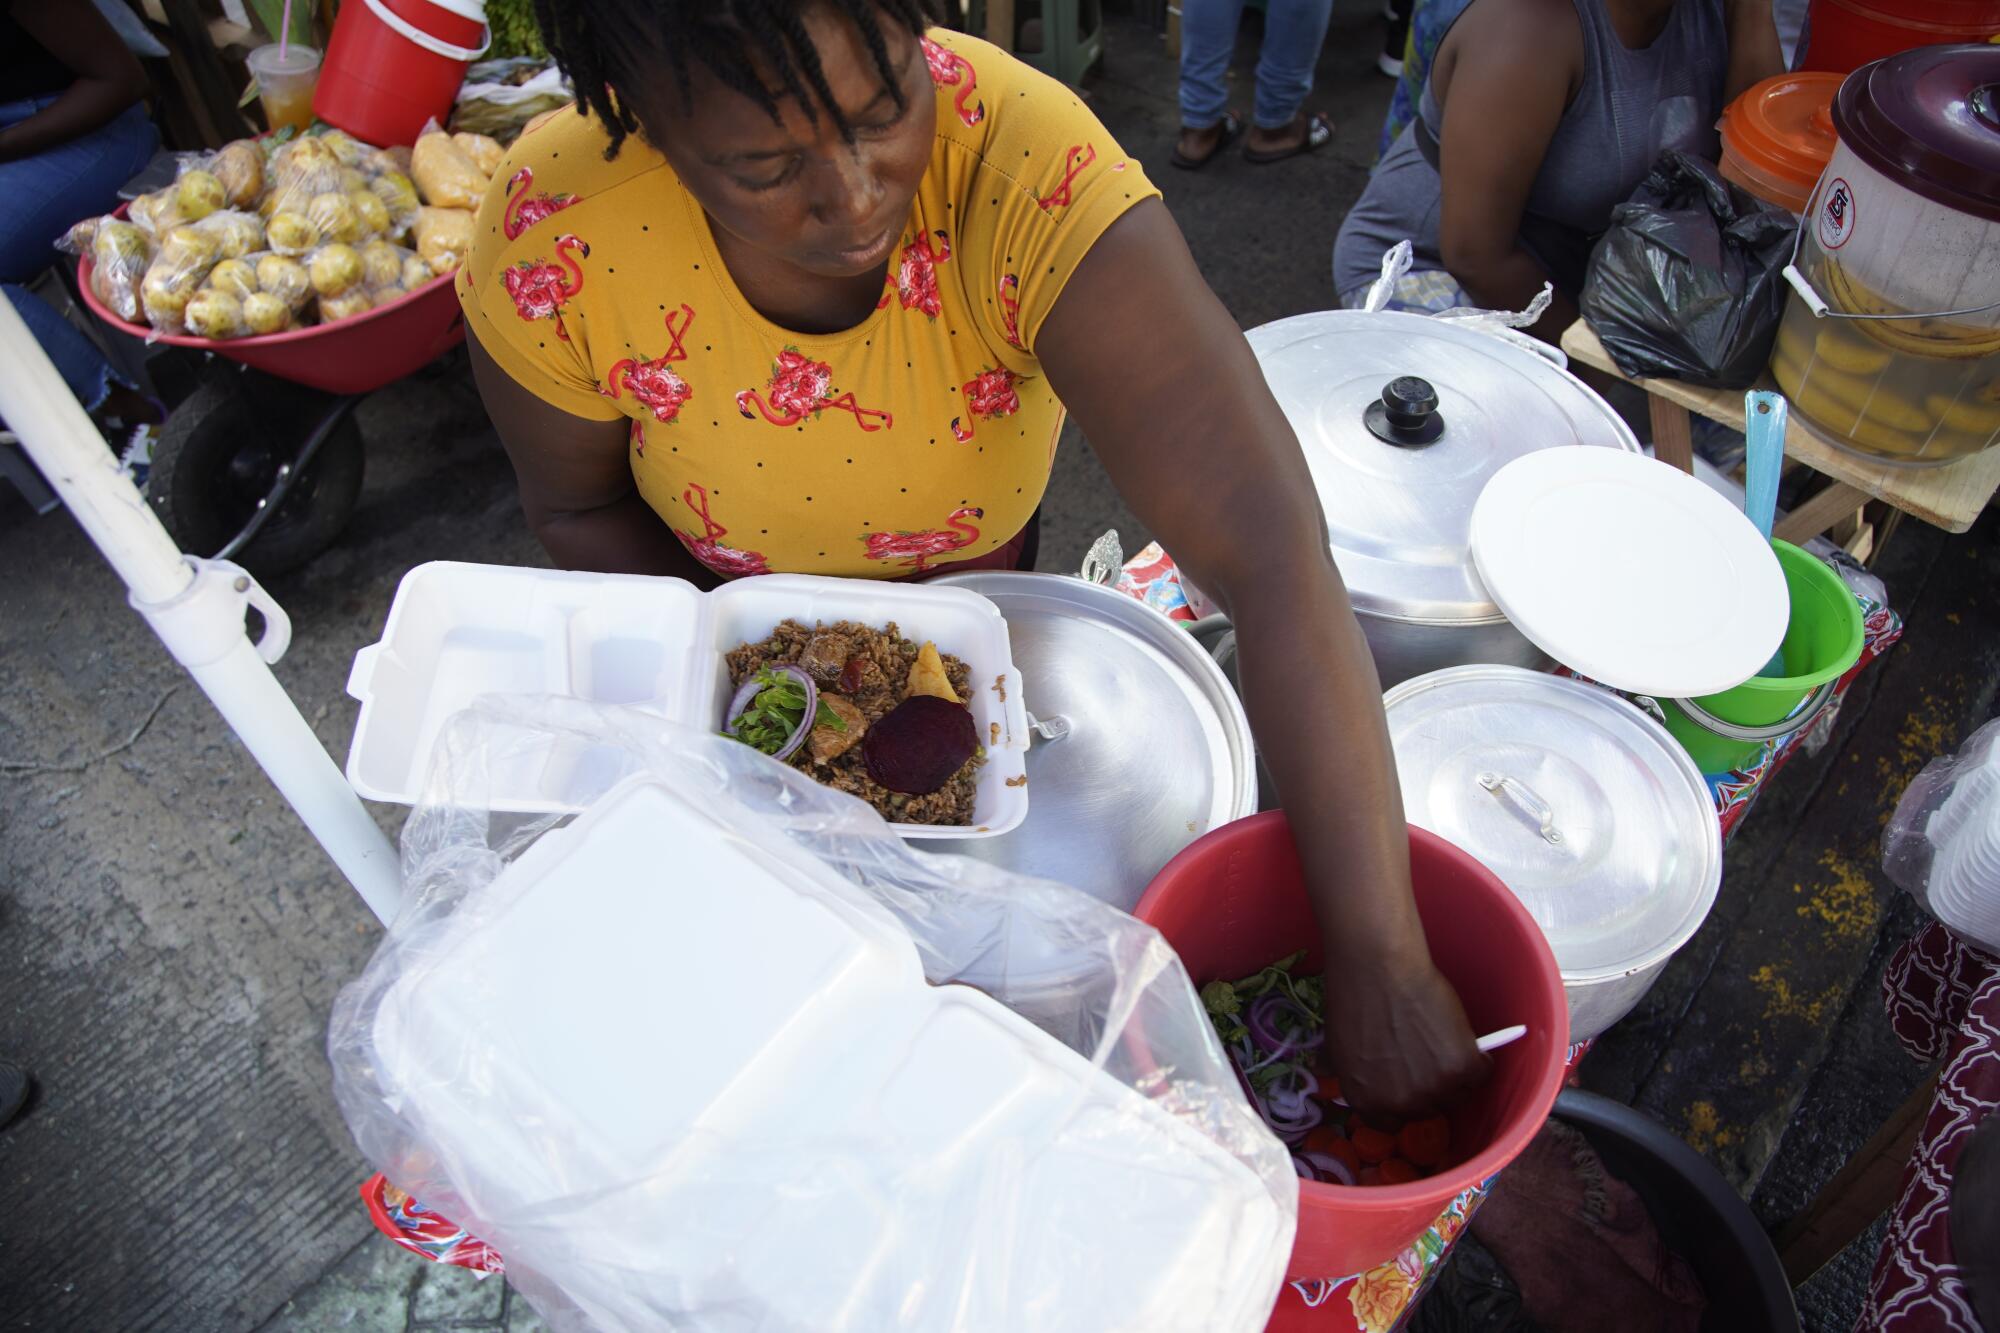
1243, 112, 1334, 165
1170, 112, 1245, 170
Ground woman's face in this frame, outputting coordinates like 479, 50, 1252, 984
636, 7, 936, 280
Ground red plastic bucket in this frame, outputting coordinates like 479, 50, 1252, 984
314, 0, 490, 147
1134, 812, 1569, 1284
1798, 0, 2000, 73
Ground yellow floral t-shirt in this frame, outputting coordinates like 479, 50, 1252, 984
458, 30, 1158, 578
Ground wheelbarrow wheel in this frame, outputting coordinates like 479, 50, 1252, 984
148, 378, 364, 577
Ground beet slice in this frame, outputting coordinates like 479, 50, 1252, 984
863, 695, 979, 795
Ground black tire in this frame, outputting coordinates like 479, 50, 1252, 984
148, 378, 364, 577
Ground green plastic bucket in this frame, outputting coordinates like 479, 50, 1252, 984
1658, 541, 1864, 774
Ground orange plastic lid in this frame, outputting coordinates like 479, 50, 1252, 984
1719, 72, 1844, 209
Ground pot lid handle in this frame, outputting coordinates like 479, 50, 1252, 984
1364, 376, 1445, 448
1478, 770, 1565, 847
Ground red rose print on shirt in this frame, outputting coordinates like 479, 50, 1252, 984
674, 483, 770, 578
877, 231, 951, 317
502, 233, 588, 340
862, 506, 984, 574
922, 37, 984, 127
503, 167, 579, 240
737, 347, 893, 432
602, 304, 695, 424
950, 366, 1020, 443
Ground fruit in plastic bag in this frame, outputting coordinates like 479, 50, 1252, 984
183, 288, 245, 339
371, 284, 408, 308
212, 140, 264, 208
160, 224, 219, 269
310, 243, 365, 297
175, 169, 227, 222
452, 131, 505, 177
320, 128, 366, 167
401, 254, 434, 290
199, 210, 265, 260
267, 211, 321, 256
256, 254, 312, 309
83, 220, 152, 323
350, 189, 394, 237
243, 291, 291, 334
414, 206, 474, 276
319, 287, 373, 322
361, 239, 405, 289
129, 188, 183, 234
338, 165, 369, 195
308, 192, 363, 245
141, 263, 202, 330
267, 136, 343, 217
363, 144, 411, 177
412, 121, 489, 208
207, 257, 260, 301
370, 170, 421, 228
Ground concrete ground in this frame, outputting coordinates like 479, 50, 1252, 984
3, 7, 1995, 1331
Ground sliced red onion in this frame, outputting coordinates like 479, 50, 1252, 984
724, 663, 819, 763
1301, 1151, 1357, 1187
1248, 993, 1324, 1055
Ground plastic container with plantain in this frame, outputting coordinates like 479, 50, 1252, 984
1770, 45, 2000, 468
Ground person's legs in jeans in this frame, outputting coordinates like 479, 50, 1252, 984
1245, 0, 1334, 150
0, 98, 158, 416
1175, 0, 1249, 163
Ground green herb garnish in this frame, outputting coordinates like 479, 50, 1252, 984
727, 667, 845, 756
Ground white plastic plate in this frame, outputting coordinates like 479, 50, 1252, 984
1470, 449, 1789, 698
345, 564, 1031, 837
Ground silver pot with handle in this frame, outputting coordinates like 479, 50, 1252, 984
1383, 665, 1723, 1042
1241, 310, 1642, 688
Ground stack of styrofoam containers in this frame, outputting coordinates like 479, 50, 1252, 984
361, 775, 1290, 1331
1925, 751, 2000, 953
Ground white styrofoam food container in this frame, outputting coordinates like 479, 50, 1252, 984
345, 564, 1031, 837
368, 777, 1288, 1331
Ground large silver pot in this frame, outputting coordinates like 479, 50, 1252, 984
1242, 311, 1642, 687
1384, 666, 1723, 1042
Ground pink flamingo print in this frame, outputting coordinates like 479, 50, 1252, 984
737, 347, 894, 432
628, 418, 646, 458
998, 274, 1022, 349
950, 367, 1021, 443
673, 483, 770, 578
502, 233, 588, 340
862, 506, 984, 574
877, 231, 951, 316
1037, 144, 1097, 214
503, 167, 579, 240
601, 304, 695, 424
921, 37, 984, 127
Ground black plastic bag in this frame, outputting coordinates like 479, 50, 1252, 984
1580, 151, 1798, 389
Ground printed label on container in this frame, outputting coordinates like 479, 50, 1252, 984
1817, 176, 1856, 251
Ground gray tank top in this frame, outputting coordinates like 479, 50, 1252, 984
1331, 0, 1729, 299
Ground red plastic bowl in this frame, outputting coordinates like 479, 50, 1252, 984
76, 227, 464, 396
1134, 811, 1569, 1282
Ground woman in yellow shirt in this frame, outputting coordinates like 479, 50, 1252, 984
462, 0, 1484, 1117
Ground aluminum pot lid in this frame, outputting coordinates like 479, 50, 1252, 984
918, 572, 1257, 914
1244, 310, 1641, 625
1384, 665, 1722, 982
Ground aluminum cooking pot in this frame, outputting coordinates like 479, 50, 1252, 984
1243, 310, 1642, 687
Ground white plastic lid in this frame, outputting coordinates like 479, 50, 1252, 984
1470, 448, 1789, 697
1383, 666, 1722, 982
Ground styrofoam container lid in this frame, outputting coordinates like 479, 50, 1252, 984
370, 776, 1290, 1329
1384, 666, 1722, 983
1470, 449, 1789, 697
345, 564, 1031, 837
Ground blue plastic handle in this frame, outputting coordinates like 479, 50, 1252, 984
1744, 390, 1788, 543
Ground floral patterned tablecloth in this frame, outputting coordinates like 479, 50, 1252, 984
358, 543, 1905, 1333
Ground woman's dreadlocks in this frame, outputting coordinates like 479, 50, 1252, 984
530, 0, 935, 159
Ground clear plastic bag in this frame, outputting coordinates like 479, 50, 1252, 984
329, 697, 1296, 1333
1360, 240, 1562, 362
412, 117, 491, 210
1883, 718, 2000, 955
58, 216, 153, 324
413, 205, 475, 277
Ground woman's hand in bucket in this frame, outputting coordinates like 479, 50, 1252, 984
1322, 954, 1489, 1121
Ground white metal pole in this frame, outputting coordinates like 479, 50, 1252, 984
0, 296, 402, 924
